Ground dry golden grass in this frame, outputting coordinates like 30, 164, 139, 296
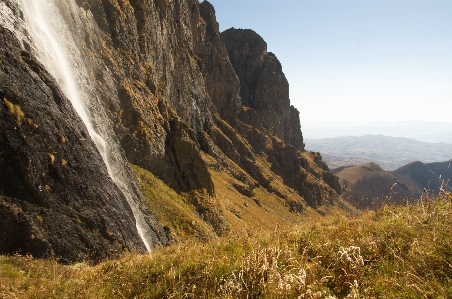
131, 164, 216, 241
208, 166, 304, 236
1, 189, 451, 298
132, 162, 315, 241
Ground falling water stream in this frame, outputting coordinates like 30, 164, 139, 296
3, 0, 154, 252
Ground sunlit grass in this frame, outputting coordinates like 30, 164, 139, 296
131, 164, 218, 241
1, 190, 451, 298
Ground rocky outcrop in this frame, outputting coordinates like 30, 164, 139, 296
195, 1, 241, 116
221, 28, 304, 149
55, 0, 218, 195
60, 0, 330, 209
0, 27, 168, 263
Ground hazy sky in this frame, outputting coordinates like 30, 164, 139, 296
208, 0, 452, 124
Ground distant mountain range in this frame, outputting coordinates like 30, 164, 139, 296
305, 135, 452, 171
333, 160, 452, 209
302, 120, 452, 144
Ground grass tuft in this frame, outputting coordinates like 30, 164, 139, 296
3, 97, 25, 124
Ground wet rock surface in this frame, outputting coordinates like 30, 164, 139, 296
0, 28, 167, 262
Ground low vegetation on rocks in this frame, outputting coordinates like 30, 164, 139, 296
1, 189, 451, 298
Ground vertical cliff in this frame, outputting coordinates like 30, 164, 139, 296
0, 27, 167, 263
0, 0, 342, 261
221, 28, 304, 149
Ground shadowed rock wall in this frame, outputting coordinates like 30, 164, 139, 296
0, 27, 167, 263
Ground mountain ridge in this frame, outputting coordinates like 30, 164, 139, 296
333, 162, 415, 209
392, 160, 452, 195
333, 159, 451, 209
302, 120, 452, 144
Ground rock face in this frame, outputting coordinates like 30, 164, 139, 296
221, 28, 304, 149
195, 1, 242, 117
0, 0, 342, 261
0, 27, 167, 263
69, 0, 218, 195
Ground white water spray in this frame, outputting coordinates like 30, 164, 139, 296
5, 0, 154, 252
191, 83, 198, 133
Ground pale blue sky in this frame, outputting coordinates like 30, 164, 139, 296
207, 0, 452, 125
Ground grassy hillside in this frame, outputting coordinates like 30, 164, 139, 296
1, 190, 451, 298
132, 163, 305, 242
392, 161, 444, 195
334, 163, 416, 209
392, 160, 452, 195
131, 162, 351, 241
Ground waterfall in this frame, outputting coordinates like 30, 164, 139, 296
191, 83, 198, 133
5, 0, 154, 252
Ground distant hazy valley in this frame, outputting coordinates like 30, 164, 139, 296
305, 134, 452, 209
306, 134, 452, 170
